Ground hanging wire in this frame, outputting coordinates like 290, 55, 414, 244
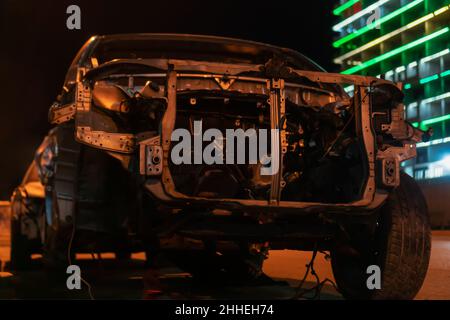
292, 244, 339, 300
67, 223, 95, 300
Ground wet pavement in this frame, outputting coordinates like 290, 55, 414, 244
0, 231, 449, 299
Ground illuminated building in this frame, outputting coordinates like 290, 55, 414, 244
333, 0, 450, 181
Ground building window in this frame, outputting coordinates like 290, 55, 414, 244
416, 148, 428, 164
385, 70, 394, 81
395, 66, 406, 82
406, 102, 418, 120
407, 61, 418, 79
433, 167, 444, 179
414, 169, 425, 180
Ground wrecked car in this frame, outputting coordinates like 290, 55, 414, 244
10, 34, 430, 299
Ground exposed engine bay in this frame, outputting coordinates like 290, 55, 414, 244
170, 92, 364, 204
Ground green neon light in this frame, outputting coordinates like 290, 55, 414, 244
441, 70, 450, 77
420, 74, 439, 84
342, 27, 449, 75
403, 72, 448, 90
333, 0, 424, 48
333, 0, 360, 15
421, 114, 450, 127
334, 5, 450, 63
413, 114, 450, 129
333, 0, 391, 32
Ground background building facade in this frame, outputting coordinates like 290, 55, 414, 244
333, 0, 450, 180
333, 0, 450, 226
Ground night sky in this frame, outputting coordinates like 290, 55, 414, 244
0, 0, 337, 199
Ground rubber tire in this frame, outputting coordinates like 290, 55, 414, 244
10, 216, 32, 270
331, 172, 431, 300
42, 225, 73, 270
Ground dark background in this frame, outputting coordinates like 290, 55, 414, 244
0, 0, 337, 199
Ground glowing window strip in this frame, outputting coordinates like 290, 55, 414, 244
332, 0, 391, 32
334, 0, 360, 16
406, 71, 449, 89
421, 48, 450, 63
341, 27, 449, 75
334, 5, 449, 63
373, 49, 450, 90
420, 74, 439, 84
412, 93, 450, 128
422, 114, 450, 126
344, 85, 354, 93
435, 6, 450, 15
412, 114, 450, 129
422, 92, 450, 105
333, 0, 424, 48
400, 94, 450, 129
417, 136, 450, 148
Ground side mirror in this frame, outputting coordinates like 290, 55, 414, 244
92, 81, 131, 113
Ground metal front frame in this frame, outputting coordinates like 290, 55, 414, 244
147, 72, 383, 212
69, 60, 411, 213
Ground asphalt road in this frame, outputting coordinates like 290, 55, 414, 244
0, 231, 449, 299
263, 231, 450, 300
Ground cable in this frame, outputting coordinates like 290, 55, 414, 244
320, 84, 374, 162
67, 222, 95, 300
292, 245, 339, 300
319, 112, 355, 161
64, 142, 95, 300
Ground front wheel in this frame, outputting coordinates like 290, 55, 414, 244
331, 172, 431, 299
